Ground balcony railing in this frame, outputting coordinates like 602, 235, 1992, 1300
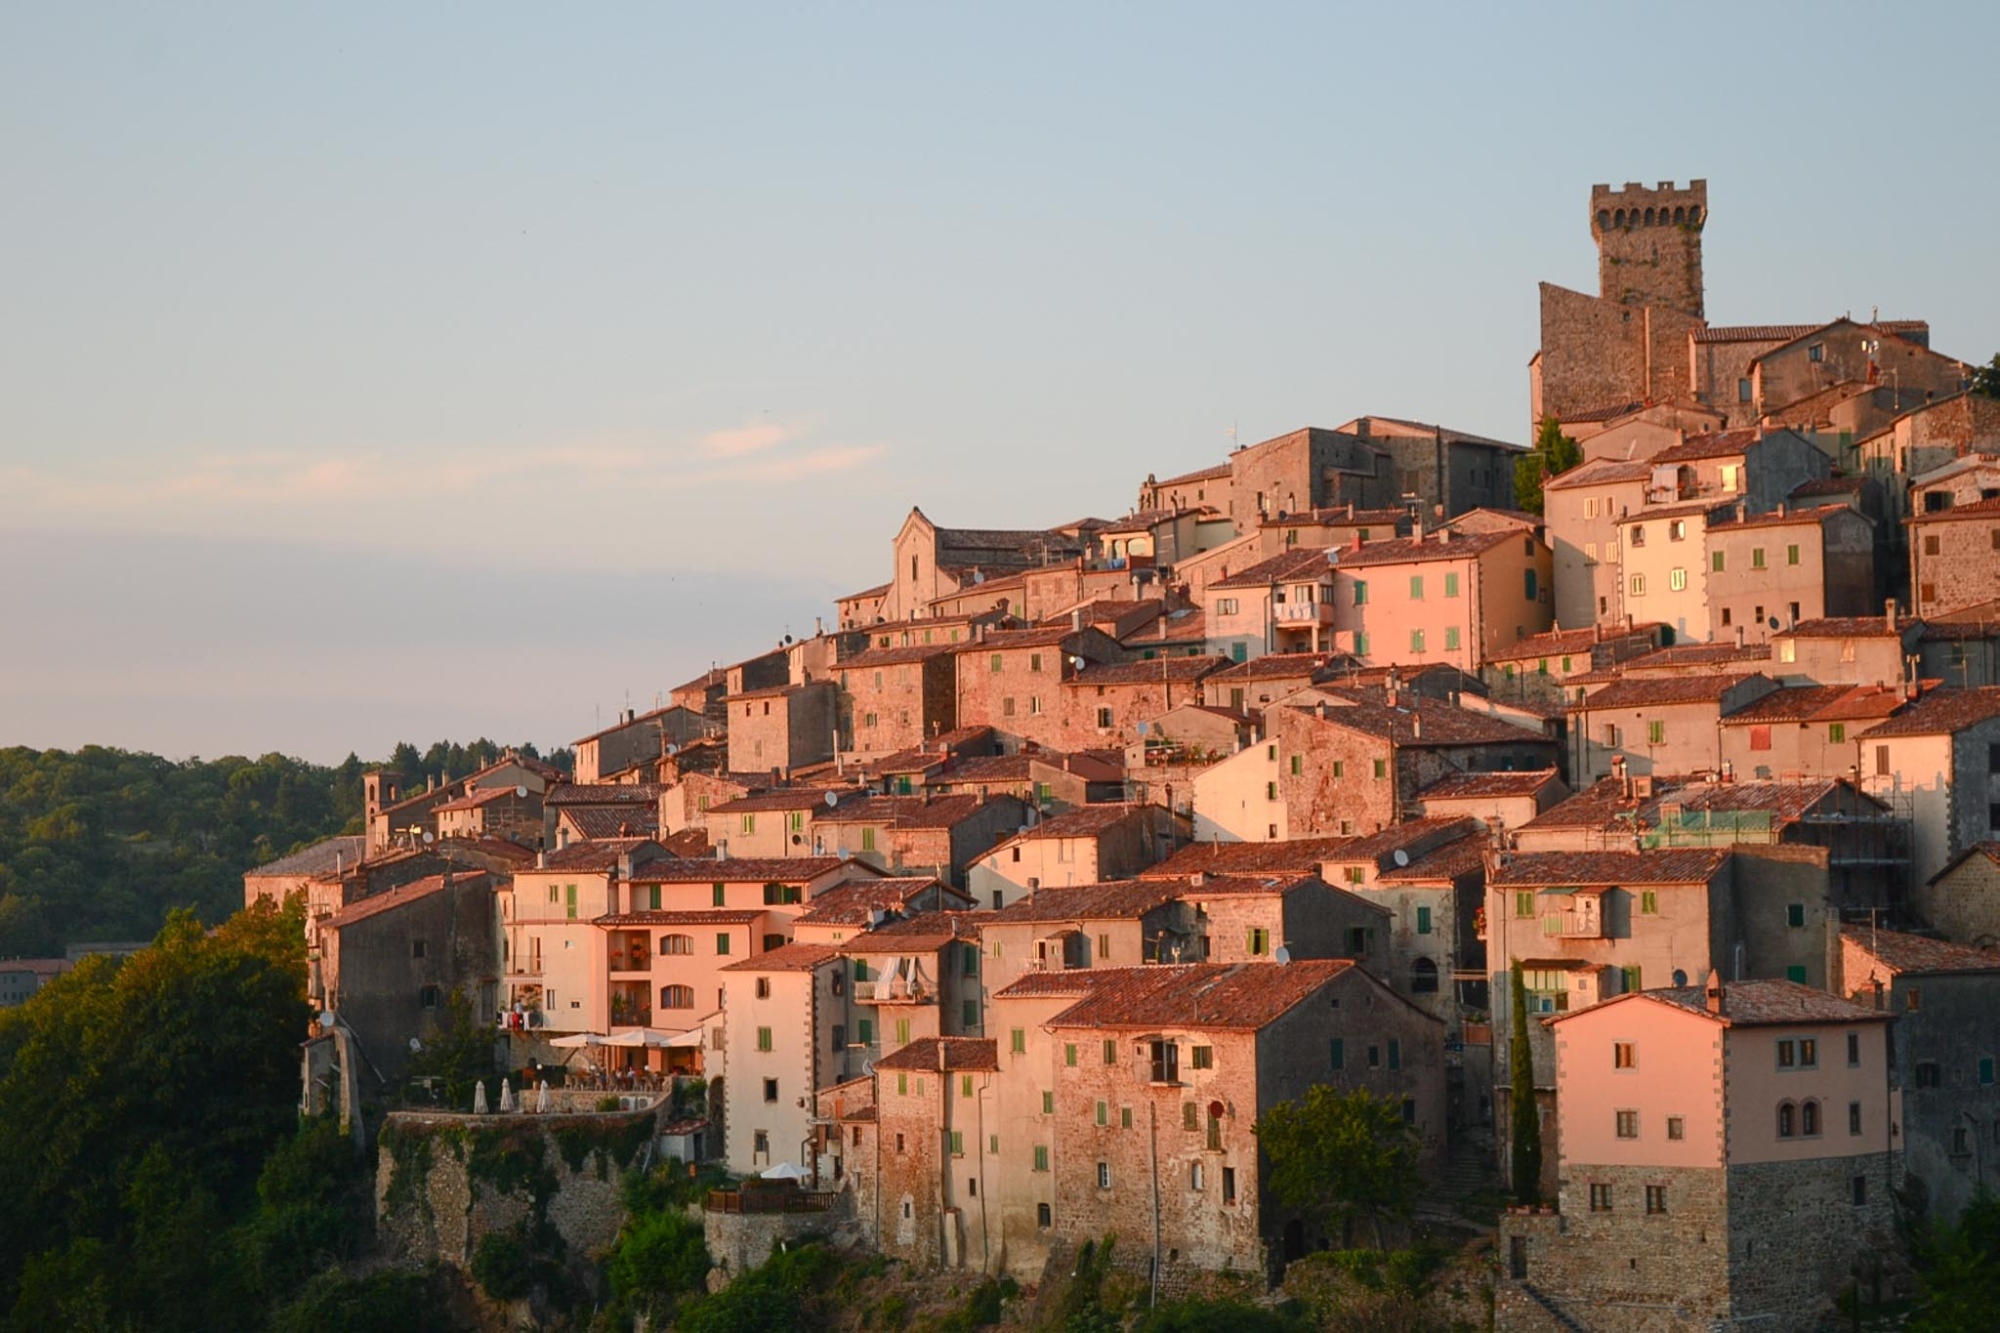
1272, 601, 1334, 625
705, 1188, 834, 1215
1544, 909, 1604, 939
853, 979, 931, 1004
609, 952, 652, 973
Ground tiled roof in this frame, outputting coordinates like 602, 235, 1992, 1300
1626, 643, 1773, 671
836, 910, 986, 953
960, 626, 1090, 651
1614, 499, 1734, 524
706, 788, 851, 813
1009, 804, 1150, 842
838, 582, 892, 602
719, 942, 841, 973
791, 876, 958, 927
1068, 656, 1228, 686
1647, 429, 1771, 461
1690, 321, 1928, 345
1378, 837, 1489, 883
1296, 694, 1547, 747
1908, 496, 2000, 525
660, 828, 712, 858
1842, 926, 2000, 976
985, 881, 1182, 924
1153, 461, 1233, 487
560, 805, 662, 840
1716, 685, 1856, 723
540, 838, 662, 872
1919, 602, 2000, 640
1417, 769, 1563, 801
1779, 617, 1906, 639
1207, 652, 1354, 683
627, 856, 850, 884
991, 971, 1113, 1000
1262, 506, 1410, 527
593, 909, 767, 926
936, 523, 1075, 555
1121, 608, 1207, 645
545, 784, 665, 807
1544, 458, 1657, 491
1706, 503, 1855, 532
1330, 529, 1521, 569
1159, 871, 1328, 898
572, 703, 709, 746
816, 795, 998, 830
1045, 960, 1361, 1032
1521, 775, 1876, 833
1211, 549, 1336, 590
433, 786, 528, 813
1789, 476, 1865, 497
1559, 399, 1647, 424
839, 643, 960, 668
246, 835, 366, 879
327, 872, 490, 930
1639, 978, 1889, 1026
1858, 687, 2000, 738
874, 1037, 1001, 1072
1342, 416, 1523, 451
1333, 817, 1485, 866
1488, 849, 1731, 886
1143, 836, 1354, 879
1570, 673, 1769, 711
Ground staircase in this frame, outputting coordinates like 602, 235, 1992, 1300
1414, 1128, 1497, 1228
1514, 1282, 1589, 1332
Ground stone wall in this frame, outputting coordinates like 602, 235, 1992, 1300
375, 1107, 660, 1270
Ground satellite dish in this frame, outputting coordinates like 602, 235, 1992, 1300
516, 785, 528, 799
318, 1010, 335, 1028
409, 1037, 424, 1053
665, 743, 679, 756
1273, 945, 1292, 964
422, 831, 435, 845
862, 1058, 876, 1077
824, 791, 839, 808
1392, 848, 1410, 867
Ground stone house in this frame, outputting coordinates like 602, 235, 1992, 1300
1256, 504, 1410, 557
880, 508, 1083, 624
952, 624, 1125, 746
1318, 818, 1491, 1030
1200, 651, 1355, 718
856, 1036, 1003, 1270
1330, 528, 1555, 670
547, 783, 665, 846
1856, 687, 2000, 891
1189, 739, 1286, 844
1480, 621, 1663, 712
1769, 611, 1916, 688
919, 750, 1126, 813
1918, 609, 2000, 689
431, 784, 545, 846
1054, 656, 1227, 750
718, 943, 858, 1177
1704, 504, 1877, 640
1717, 684, 1906, 782
0, 958, 66, 1009
1838, 927, 2000, 1222
1169, 872, 1391, 973
837, 913, 988, 1050
1918, 844, 2000, 948
1500, 979, 1896, 1332
1642, 428, 1831, 516
1034, 960, 1446, 1278
788, 876, 974, 948
1272, 690, 1559, 839
1544, 458, 1659, 629
811, 793, 1029, 887
974, 881, 1192, 998
966, 804, 1182, 909
319, 869, 498, 1085
1139, 835, 1357, 882
1910, 497, 2000, 618
723, 681, 839, 776
837, 643, 961, 761
1568, 673, 1780, 783
701, 787, 853, 860
1410, 768, 1568, 832
363, 753, 565, 856
242, 834, 366, 910
658, 770, 755, 835
573, 704, 722, 784
1856, 391, 2000, 534
1205, 549, 1339, 662
1749, 319, 1972, 424
1128, 703, 1253, 770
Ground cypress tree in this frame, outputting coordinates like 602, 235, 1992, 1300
1509, 961, 1543, 1206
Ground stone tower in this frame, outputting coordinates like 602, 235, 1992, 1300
1591, 179, 1706, 318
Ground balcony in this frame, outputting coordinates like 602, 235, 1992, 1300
1544, 907, 1604, 939
609, 951, 652, 975
1272, 600, 1335, 625
853, 978, 932, 1004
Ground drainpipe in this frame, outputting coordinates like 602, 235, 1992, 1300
1149, 1097, 1162, 1308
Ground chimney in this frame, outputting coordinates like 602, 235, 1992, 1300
535, 849, 547, 869
1411, 711, 1422, 739
1735, 625, 1746, 649
1346, 502, 1355, 521
1355, 417, 1371, 440
1072, 608, 1084, 632
815, 615, 824, 637
1190, 871, 1205, 888
1704, 969, 1724, 1014
1734, 502, 1746, 524
1886, 597, 1898, 633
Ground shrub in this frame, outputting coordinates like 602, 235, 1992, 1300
471, 1229, 534, 1302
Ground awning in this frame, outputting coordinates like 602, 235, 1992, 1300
604, 1028, 681, 1048
549, 1033, 604, 1048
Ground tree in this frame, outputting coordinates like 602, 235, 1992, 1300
403, 987, 499, 1110
1514, 417, 1582, 516
1973, 354, 2000, 401
1254, 1086, 1423, 1247
1509, 962, 1543, 1206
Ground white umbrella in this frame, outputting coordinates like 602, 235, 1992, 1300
761, 1160, 809, 1181
499, 1079, 516, 1112
534, 1079, 551, 1114
473, 1080, 489, 1114
549, 1032, 603, 1048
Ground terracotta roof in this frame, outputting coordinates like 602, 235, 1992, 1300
1716, 685, 1856, 723
791, 877, 958, 927
1121, 608, 1207, 646
1295, 693, 1548, 747
1378, 837, 1489, 883
1156, 871, 1331, 899
1842, 926, 2000, 976
546, 784, 666, 807
1571, 673, 1770, 711
1153, 461, 1233, 486
1210, 549, 1336, 590
1779, 617, 1907, 639
1908, 496, 2000, 525
1008, 804, 1151, 842
1068, 656, 1228, 686
839, 643, 960, 669
1544, 458, 1657, 491
1262, 506, 1410, 527
593, 909, 767, 926
1207, 652, 1354, 683
959, 626, 1091, 651
991, 971, 1115, 1000
816, 794, 1001, 830
1858, 687, 2000, 738
540, 838, 662, 872
1919, 602, 2000, 640
1417, 769, 1563, 801
1614, 499, 1735, 523
1559, 399, 1647, 425
1143, 836, 1354, 879
836, 910, 986, 953
246, 835, 366, 879
327, 872, 490, 930
1790, 476, 1865, 497
1691, 321, 1927, 345
559, 806, 662, 840
1521, 775, 1879, 834
1044, 960, 1363, 1032
838, 582, 892, 603
985, 881, 1182, 924
874, 1037, 1001, 1072
661, 828, 712, 858
1626, 643, 1773, 671
1330, 529, 1522, 569
719, 942, 841, 973
0, 958, 68, 977
1488, 849, 1731, 886
627, 857, 850, 883
1706, 503, 1856, 532
1637, 978, 1889, 1026
1651, 429, 1781, 461
572, 703, 710, 747
1333, 817, 1486, 866
706, 788, 851, 814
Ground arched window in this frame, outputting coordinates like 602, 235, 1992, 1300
1801, 1100, 1820, 1136
1673, 206, 1685, 224
1645, 207, 1656, 226
1597, 209, 1611, 231
1410, 957, 1440, 993
1688, 206, 1701, 225
1777, 1102, 1796, 1138
1615, 209, 1626, 228
661, 933, 694, 955
660, 984, 695, 1009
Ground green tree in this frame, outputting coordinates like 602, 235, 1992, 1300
1509, 962, 1543, 1206
403, 986, 499, 1109
1973, 354, 2000, 401
1514, 417, 1582, 515
1254, 1086, 1423, 1247
1910, 1187, 2000, 1331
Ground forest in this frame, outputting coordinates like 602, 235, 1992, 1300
0, 739, 566, 958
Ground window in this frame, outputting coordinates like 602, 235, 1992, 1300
712, 883, 727, 907
715, 933, 731, 955
1801, 1100, 1820, 1136
949, 1130, 964, 1157
1589, 1183, 1614, 1212
1410, 575, 1424, 601
1915, 1061, 1941, 1088
1367, 1044, 1381, 1069
740, 814, 756, 835
1850, 1101, 1863, 1135
1329, 1038, 1344, 1071
1030, 652, 1043, 672
1982, 1057, 1996, 1086
1120, 1106, 1133, 1129
1353, 581, 1368, 606
754, 1026, 773, 1052
1444, 572, 1460, 598
1711, 550, 1725, 572
762, 883, 802, 905
1604, 723, 1621, 747
1411, 958, 1439, 992
1290, 754, 1302, 776
1010, 1027, 1026, 1055
1149, 1040, 1179, 1084
1668, 567, 1686, 591
1096, 707, 1113, 729
1064, 1043, 1077, 1067
1445, 626, 1461, 651
1266, 781, 1278, 801
1037, 1202, 1052, 1227
1183, 1102, 1199, 1130
962, 998, 979, 1028
1778, 1103, 1796, 1138
1669, 519, 1686, 542
1828, 723, 1845, 744
1615, 1110, 1638, 1139
1353, 631, 1368, 655
1721, 463, 1741, 492
419, 985, 439, 1009
1630, 524, 1646, 548
1332, 761, 1345, 778
1752, 547, 1766, 569
763, 1078, 779, 1103
1666, 1116, 1684, 1141
754, 1130, 770, 1157
660, 985, 694, 1009
1214, 597, 1238, 616
1852, 1176, 1868, 1206
1416, 906, 1432, 935
1809, 341, 1825, 363
1514, 891, 1536, 918
1191, 1045, 1213, 1070
1786, 903, 1806, 928
1640, 890, 1658, 915
1525, 569, 1539, 600
1096, 1162, 1111, 1190
1787, 544, 1801, 566
1614, 1042, 1636, 1070
1410, 629, 1426, 653
1373, 758, 1387, 780
1042, 1091, 1054, 1114
565, 883, 577, 920
1221, 1167, 1236, 1203
1033, 1145, 1048, 1172
1630, 573, 1647, 597
1246, 928, 1270, 956
1189, 1162, 1205, 1191
1645, 1185, 1668, 1215
1647, 720, 1665, 745
1103, 1039, 1117, 1065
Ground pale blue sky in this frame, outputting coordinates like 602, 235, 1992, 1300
4, 3, 1996, 761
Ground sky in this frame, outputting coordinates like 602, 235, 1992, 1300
3, 2, 1997, 763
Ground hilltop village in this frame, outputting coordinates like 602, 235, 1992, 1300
241, 180, 2000, 1330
